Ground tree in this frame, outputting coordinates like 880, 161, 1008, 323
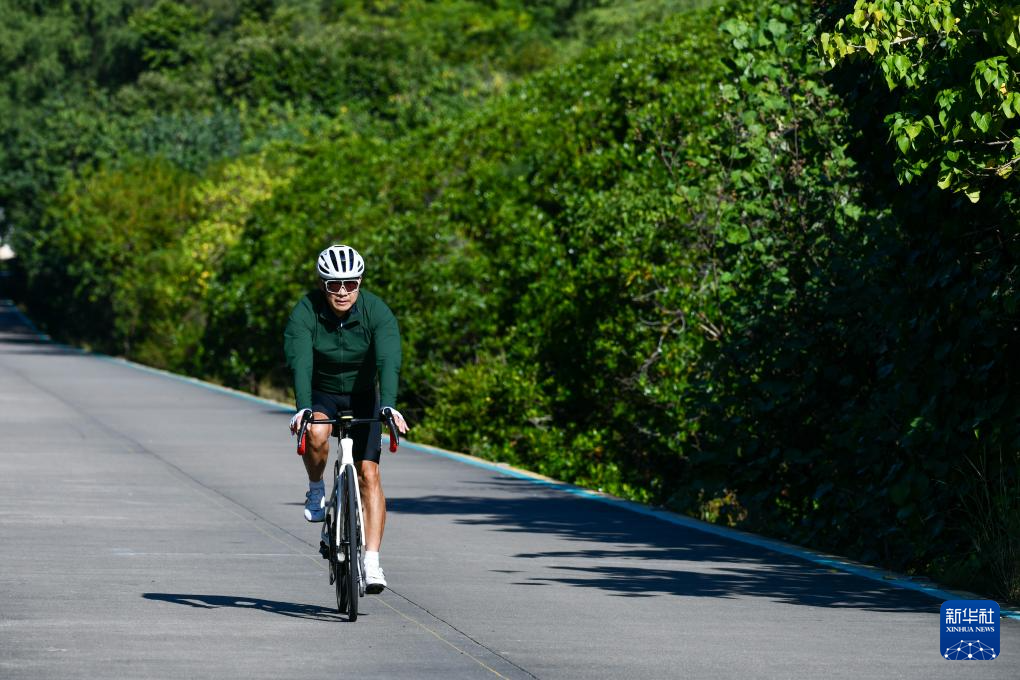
821, 0, 1020, 202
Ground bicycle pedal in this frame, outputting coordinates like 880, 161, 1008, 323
319, 541, 329, 559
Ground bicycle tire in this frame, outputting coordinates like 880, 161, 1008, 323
333, 464, 350, 614
344, 469, 360, 620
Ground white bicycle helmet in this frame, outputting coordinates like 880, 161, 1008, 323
316, 244, 365, 279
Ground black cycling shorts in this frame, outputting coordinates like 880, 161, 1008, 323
310, 390, 382, 464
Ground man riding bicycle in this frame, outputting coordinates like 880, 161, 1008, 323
284, 244, 408, 593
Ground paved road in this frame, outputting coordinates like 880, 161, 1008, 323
1, 300, 1017, 679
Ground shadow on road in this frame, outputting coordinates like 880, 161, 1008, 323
143, 593, 346, 622
388, 478, 940, 613
0, 333, 73, 354
0, 335, 49, 343
0, 346, 79, 355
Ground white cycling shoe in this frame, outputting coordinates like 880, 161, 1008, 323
304, 486, 325, 522
365, 562, 387, 594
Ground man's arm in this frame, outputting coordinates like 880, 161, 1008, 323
283, 297, 315, 411
373, 300, 402, 410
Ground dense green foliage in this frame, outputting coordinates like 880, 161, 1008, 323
812, 0, 1020, 600
5, 0, 1018, 603
0, 0, 598, 239
821, 0, 1020, 201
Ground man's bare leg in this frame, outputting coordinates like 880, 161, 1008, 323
303, 413, 332, 482
300, 414, 331, 522
356, 460, 385, 551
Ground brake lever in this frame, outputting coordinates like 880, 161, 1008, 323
296, 412, 313, 456
383, 412, 400, 452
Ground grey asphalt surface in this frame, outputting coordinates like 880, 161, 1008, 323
1, 299, 1017, 679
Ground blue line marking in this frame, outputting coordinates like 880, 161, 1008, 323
6, 301, 1018, 619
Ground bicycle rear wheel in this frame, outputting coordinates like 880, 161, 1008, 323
354, 488, 366, 598
344, 469, 361, 620
325, 489, 337, 586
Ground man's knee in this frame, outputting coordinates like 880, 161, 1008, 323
358, 461, 381, 488
308, 415, 332, 449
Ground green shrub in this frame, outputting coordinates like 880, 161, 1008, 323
21, 159, 199, 356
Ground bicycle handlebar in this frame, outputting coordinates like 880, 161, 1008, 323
296, 410, 400, 455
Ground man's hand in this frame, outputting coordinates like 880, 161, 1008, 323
381, 406, 409, 434
289, 408, 312, 435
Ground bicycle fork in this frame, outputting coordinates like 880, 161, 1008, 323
333, 436, 367, 560
340, 436, 368, 546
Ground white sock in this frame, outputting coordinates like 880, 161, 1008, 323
365, 550, 380, 566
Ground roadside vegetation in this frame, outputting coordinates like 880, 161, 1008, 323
3, 0, 1018, 604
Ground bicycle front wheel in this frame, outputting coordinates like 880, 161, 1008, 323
332, 466, 350, 614
344, 469, 362, 620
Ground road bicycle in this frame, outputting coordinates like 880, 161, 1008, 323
296, 409, 400, 621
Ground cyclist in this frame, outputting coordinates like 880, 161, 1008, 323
284, 244, 408, 593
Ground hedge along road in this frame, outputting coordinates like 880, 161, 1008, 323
1, 300, 1017, 680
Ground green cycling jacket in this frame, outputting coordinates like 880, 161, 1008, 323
283, 288, 402, 411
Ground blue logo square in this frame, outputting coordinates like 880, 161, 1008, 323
941, 600, 1000, 660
